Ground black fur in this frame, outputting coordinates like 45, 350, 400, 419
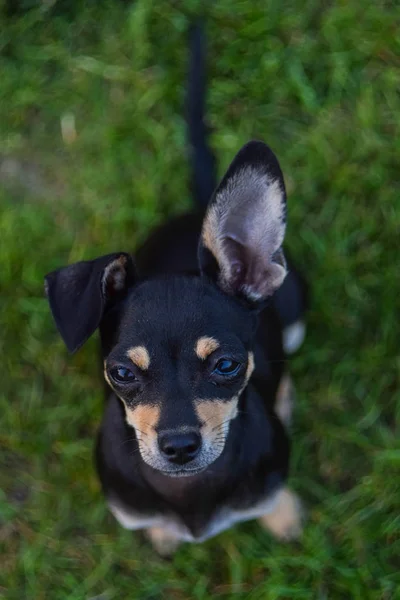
186, 22, 217, 209
96, 277, 289, 538
45, 252, 135, 353
45, 25, 308, 545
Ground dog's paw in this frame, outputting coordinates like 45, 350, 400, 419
259, 487, 304, 541
146, 526, 180, 557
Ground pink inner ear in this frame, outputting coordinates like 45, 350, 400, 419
221, 235, 287, 301
243, 262, 287, 302
102, 256, 127, 296
221, 236, 246, 292
200, 143, 287, 302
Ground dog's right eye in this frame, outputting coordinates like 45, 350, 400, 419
110, 366, 137, 384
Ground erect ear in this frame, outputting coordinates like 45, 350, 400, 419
44, 253, 135, 354
198, 141, 288, 304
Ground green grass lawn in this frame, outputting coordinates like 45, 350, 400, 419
1, 1, 399, 598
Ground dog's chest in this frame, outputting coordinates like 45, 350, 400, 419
108, 491, 279, 542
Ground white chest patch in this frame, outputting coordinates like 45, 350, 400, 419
108, 490, 281, 543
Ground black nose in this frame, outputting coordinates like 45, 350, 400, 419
158, 430, 201, 465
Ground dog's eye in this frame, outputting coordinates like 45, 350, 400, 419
110, 366, 137, 383
213, 359, 241, 377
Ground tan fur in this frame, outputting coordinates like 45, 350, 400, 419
108, 486, 304, 548
245, 351, 255, 382
146, 527, 181, 556
275, 373, 295, 428
196, 397, 238, 429
103, 363, 112, 387
195, 352, 254, 446
195, 336, 220, 360
127, 346, 150, 371
259, 487, 303, 541
202, 204, 221, 267
110, 402, 162, 468
195, 397, 239, 450
124, 404, 160, 448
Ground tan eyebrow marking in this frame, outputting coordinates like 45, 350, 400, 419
127, 346, 150, 371
195, 336, 220, 360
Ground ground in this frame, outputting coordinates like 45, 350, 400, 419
0, 1, 399, 598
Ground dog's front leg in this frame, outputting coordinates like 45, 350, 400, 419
259, 487, 304, 541
146, 526, 181, 557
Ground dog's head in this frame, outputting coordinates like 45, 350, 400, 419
45, 141, 287, 477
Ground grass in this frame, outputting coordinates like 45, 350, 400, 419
0, 1, 399, 598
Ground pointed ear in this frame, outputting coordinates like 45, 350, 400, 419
198, 141, 288, 304
44, 253, 136, 353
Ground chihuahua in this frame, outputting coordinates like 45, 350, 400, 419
45, 25, 307, 555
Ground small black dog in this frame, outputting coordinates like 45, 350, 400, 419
45, 26, 307, 554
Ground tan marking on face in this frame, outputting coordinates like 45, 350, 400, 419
104, 369, 112, 387
195, 397, 239, 447
245, 351, 255, 382
124, 404, 160, 446
127, 346, 150, 371
195, 351, 254, 450
259, 487, 303, 541
103, 360, 113, 387
195, 336, 220, 360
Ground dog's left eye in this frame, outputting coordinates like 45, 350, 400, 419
110, 366, 137, 383
213, 359, 241, 377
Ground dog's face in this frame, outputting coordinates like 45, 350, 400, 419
102, 277, 256, 475
45, 141, 288, 477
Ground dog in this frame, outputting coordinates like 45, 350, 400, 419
45, 25, 307, 555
